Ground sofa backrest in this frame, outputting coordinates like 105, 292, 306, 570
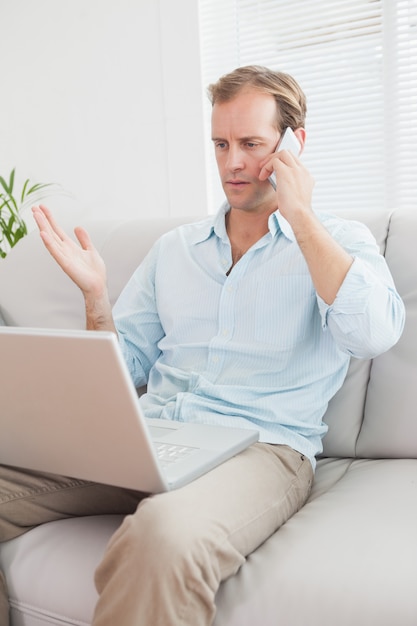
322, 209, 417, 460
0, 216, 188, 329
357, 209, 417, 459
1, 209, 416, 460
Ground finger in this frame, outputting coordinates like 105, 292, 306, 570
74, 226, 94, 251
31, 206, 73, 263
32, 206, 58, 242
278, 149, 298, 165
37, 204, 69, 241
259, 157, 282, 182
31, 206, 60, 244
258, 158, 276, 182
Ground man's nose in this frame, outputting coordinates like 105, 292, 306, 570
226, 145, 244, 171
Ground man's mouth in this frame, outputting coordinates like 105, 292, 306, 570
226, 179, 249, 187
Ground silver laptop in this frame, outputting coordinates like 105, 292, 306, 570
0, 327, 258, 493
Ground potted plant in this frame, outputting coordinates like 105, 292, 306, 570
0, 167, 63, 259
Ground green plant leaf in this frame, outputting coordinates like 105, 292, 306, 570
26, 182, 53, 196
8, 168, 15, 195
7, 213, 16, 230
0, 168, 16, 195
21, 178, 30, 203
0, 196, 9, 211
0, 176, 10, 194
1, 167, 62, 258
0, 193, 18, 215
13, 225, 27, 245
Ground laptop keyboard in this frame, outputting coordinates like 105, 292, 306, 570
154, 442, 197, 466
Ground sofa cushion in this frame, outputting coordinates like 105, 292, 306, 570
2, 459, 417, 626
357, 209, 417, 457
215, 457, 417, 626
0, 515, 121, 626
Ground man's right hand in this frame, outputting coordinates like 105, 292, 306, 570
32, 205, 117, 333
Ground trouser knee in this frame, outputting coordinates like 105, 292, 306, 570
122, 495, 212, 563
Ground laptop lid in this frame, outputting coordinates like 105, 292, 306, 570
0, 327, 258, 492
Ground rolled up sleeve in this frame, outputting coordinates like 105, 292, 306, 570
318, 253, 405, 359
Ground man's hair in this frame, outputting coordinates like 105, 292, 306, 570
207, 65, 307, 131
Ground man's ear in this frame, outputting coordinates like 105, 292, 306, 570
294, 128, 306, 155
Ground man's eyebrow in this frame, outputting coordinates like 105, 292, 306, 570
241, 136, 267, 142
211, 135, 267, 142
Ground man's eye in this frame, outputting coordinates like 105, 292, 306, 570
245, 143, 258, 149
215, 142, 227, 149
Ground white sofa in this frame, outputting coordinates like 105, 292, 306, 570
1, 208, 417, 626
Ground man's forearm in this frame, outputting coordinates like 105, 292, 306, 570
291, 211, 353, 305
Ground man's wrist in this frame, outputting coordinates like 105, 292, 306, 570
84, 293, 116, 333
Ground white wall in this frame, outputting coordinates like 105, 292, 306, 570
0, 0, 208, 227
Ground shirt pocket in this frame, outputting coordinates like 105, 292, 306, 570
255, 275, 316, 348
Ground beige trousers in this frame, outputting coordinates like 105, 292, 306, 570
0, 443, 313, 626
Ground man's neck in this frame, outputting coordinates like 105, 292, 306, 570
225, 207, 273, 272
226, 207, 271, 246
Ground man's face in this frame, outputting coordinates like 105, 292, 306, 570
211, 89, 280, 214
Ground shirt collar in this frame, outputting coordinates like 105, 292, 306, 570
268, 210, 296, 242
188, 202, 229, 246
189, 203, 296, 245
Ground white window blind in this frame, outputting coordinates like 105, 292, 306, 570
198, 0, 417, 213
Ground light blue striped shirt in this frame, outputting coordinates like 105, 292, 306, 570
113, 206, 405, 467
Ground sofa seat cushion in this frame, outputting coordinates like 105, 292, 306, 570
215, 457, 417, 626
1, 515, 122, 626
2, 458, 417, 626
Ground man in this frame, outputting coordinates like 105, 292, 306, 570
0, 66, 405, 626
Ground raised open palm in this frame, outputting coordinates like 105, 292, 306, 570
32, 205, 107, 297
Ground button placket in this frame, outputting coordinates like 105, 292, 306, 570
206, 249, 254, 378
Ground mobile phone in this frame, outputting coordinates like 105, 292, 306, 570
268, 127, 302, 190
